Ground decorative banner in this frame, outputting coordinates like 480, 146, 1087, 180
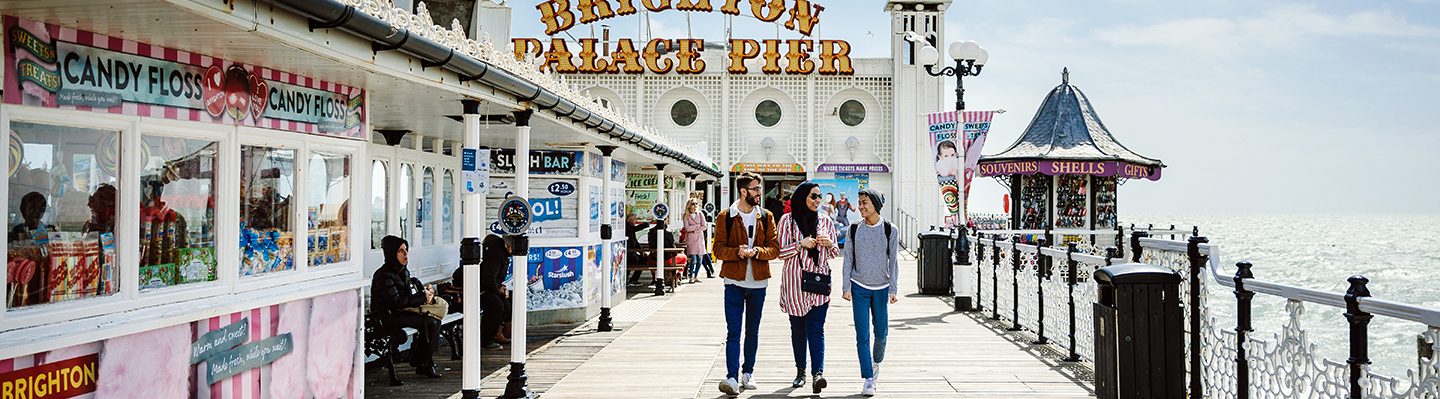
731, 162, 804, 173
609, 240, 626, 297
816, 163, 889, 173
204, 333, 293, 384
977, 159, 1162, 181
490, 149, 584, 175
190, 317, 249, 364
0, 353, 98, 399
961, 110, 997, 226
927, 110, 962, 225
3, 16, 365, 138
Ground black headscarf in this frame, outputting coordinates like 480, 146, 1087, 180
381, 235, 408, 267
788, 181, 820, 239
481, 234, 510, 266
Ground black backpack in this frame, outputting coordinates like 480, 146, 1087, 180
849, 221, 893, 271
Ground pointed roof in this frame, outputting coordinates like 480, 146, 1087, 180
981, 69, 1164, 169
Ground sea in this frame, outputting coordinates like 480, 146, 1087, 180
1125, 213, 1440, 378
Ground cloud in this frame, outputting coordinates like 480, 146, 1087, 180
1094, 5, 1440, 54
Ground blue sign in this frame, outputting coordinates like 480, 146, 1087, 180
652, 203, 669, 220
547, 181, 575, 196
499, 196, 532, 235
531, 197, 563, 222
461, 148, 477, 172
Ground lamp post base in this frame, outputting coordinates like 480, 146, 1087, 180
461, 389, 480, 399
598, 307, 613, 332
501, 362, 531, 399
653, 279, 666, 296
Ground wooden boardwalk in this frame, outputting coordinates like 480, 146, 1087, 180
374, 258, 1094, 398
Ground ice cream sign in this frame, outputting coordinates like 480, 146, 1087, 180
3, 16, 365, 138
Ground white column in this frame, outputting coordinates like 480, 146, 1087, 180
597, 145, 617, 331
503, 108, 533, 399
459, 101, 483, 398
652, 163, 667, 296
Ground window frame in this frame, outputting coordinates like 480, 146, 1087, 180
755, 99, 782, 128
133, 120, 231, 298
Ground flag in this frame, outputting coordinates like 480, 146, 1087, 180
927, 111, 962, 223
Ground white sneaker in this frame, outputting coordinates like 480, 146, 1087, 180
741, 373, 757, 389
861, 378, 876, 396
719, 378, 741, 395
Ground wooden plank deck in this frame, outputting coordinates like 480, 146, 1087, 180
399, 258, 1093, 398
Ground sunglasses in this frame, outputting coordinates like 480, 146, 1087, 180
808, 193, 822, 200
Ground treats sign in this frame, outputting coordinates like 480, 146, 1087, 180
518, 0, 852, 75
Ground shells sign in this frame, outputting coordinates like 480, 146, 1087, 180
3, 16, 366, 139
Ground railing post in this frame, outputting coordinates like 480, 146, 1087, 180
1010, 235, 1023, 331
1344, 275, 1372, 399
1105, 247, 1117, 266
1169, 224, 1177, 240
1186, 236, 1209, 397
992, 236, 1001, 320
1234, 261, 1255, 399
975, 233, 985, 313
1130, 231, 1149, 263
1034, 238, 1050, 345
1064, 242, 1080, 362
1115, 225, 1126, 260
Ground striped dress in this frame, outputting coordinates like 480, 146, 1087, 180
777, 213, 840, 317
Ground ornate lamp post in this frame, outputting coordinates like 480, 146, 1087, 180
914, 37, 989, 111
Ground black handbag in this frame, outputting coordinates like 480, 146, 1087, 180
800, 256, 831, 295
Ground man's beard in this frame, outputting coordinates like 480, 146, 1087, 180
745, 194, 760, 207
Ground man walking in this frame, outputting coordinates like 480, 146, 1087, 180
713, 172, 780, 395
841, 189, 900, 396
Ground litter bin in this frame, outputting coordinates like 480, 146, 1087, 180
1093, 263, 1184, 399
917, 230, 953, 295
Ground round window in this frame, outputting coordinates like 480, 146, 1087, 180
671, 99, 698, 127
839, 99, 866, 127
755, 100, 782, 127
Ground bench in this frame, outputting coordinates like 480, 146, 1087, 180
363, 312, 465, 386
628, 248, 688, 291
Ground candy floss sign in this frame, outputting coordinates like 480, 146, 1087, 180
3, 16, 366, 138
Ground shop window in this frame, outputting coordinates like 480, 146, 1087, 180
671, 99, 698, 127
370, 161, 387, 249
421, 167, 435, 245
307, 152, 351, 267
442, 170, 455, 243
240, 145, 296, 277
6, 122, 121, 308
755, 100, 782, 127
839, 99, 866, 127
139, 136, 218, 291
398, 164, 414, 242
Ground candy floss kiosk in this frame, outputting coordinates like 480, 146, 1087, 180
1, 15, 367, 398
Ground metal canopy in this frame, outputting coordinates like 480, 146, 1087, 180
980, 69, 1164, 176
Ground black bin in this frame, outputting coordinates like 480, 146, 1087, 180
916, 230, 952, 295
1093, 263, 1184, 399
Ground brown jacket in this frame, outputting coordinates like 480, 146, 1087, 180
712, 205, 780, 282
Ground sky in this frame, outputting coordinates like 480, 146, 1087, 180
507, 0, 1440, 214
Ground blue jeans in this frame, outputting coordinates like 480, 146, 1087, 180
686, 255, 702, 278
852, 285, 889, 379
789, 303, 828, 374
724, 284, 766, 379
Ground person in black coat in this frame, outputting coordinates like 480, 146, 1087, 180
371, 235, 443, 378
471, 234, 513, 350
625, 214, 651, 285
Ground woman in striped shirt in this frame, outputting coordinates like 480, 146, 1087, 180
777, 181, 840, 394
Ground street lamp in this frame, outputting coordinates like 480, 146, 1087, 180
911, 35, 988, 111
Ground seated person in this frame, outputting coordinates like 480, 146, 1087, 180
370, 235, 443, 378
625, 213, 651, 285
10, 191, 53, 241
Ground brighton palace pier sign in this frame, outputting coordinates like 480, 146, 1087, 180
517, 0, 852, 75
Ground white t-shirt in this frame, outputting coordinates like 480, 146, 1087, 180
723, 204, 768, 289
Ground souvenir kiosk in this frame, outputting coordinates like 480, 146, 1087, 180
977, 69, 1164, 244
0, 1, 720, 397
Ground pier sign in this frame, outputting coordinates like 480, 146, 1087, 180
0, 353, 98, 399
977, 160, 1162, 181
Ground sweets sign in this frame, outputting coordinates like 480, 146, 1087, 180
519, 0, 852, 75
3, 16, 366, 138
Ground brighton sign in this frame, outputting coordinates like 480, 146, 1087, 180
977, 160, 1162, 181
518, 0, 852, 75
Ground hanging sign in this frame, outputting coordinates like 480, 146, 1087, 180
817, 163, 888, 173
2, 16, 366, 138
499, 196, 533, 235
651, 202, 669, 221
518, 0, 850, 75
977, 160, 1162, 181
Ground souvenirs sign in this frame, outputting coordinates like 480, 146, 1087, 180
3, 17, 366, 138
976, 159, 1162, 181
499, 196, 533, 235
518, 0, 851, 75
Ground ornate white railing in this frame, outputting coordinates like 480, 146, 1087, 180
969, 231, 1440, 398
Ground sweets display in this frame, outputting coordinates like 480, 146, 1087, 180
240, 222, 295, 276
44, 232, 117, 302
